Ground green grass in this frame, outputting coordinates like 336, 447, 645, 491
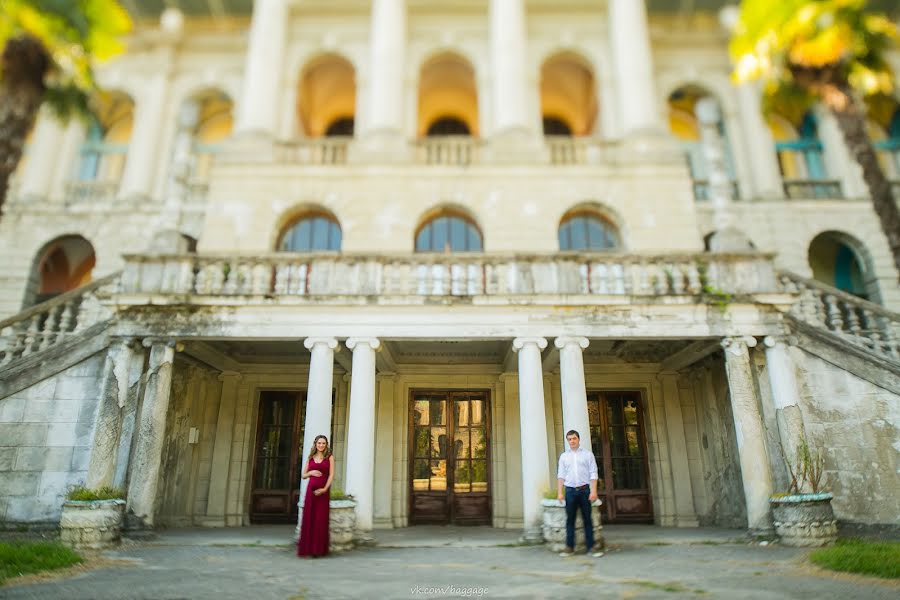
0, 541, 82, 586
65, 485, 125, 501
810, 538, 900, 579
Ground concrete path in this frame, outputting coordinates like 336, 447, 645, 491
2, 526, 897, 599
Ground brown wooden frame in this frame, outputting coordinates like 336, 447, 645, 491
586, 389, 653, 523
407, 389, 492, 526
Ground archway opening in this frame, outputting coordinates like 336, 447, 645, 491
540, 52, 597, 136
808, 231, 880, 302
418, 53, 478, 138
298, 54, 356, 138
24, 236, 96, 307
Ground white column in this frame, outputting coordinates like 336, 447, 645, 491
120, 72, 169, 200
608, 0, 661, 136
20, 112, 66, 199
817, 107, 867, 198
344, 337, 381, 532
763, 336, 808, 473
722, 336, 774, 534
735, 82, 784, 198
235, 0, 288, 137
364, 0, 406, 137
297, 337, 339, 533
126, 339, 176, 527
513, 336, 550, 541
554, 337, 592, 452
489, 0, 530, 136
86, 339, 135, 488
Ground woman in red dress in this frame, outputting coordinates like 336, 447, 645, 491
297, 434, 334, 558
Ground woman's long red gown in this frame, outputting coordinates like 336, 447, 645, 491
297, 456, 330, 557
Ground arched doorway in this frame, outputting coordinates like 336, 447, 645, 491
540, 52, 597, 137
24, 236, 96, 307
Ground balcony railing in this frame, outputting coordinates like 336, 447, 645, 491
692, 180, 740, 202
118, 252, 778, 300
778, 271, 899, 363
63, 180, 120, 205
274, 137, 350, 165
415, 137, 479, 166
545, 136, 596, 165
783, 179, 843, 199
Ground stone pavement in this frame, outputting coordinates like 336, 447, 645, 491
2, 525, 897, 599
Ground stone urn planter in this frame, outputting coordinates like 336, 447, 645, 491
541, 498, 603, 552
60, 499, 126, 549
770, 493, 837, 547
329, 499, 357, 553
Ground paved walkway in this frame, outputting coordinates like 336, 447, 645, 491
2, 526, 897, 599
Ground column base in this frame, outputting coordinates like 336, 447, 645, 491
351, 130, 411, 164
483, 128, 545, 164
519, 526, 545, 545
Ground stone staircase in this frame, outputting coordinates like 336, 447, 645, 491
777, 271, 900, 369
0, 274, 119, 398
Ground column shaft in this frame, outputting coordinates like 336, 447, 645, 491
722, 337, 774, 533
735, 82, 783, 198
659, 372, 699, 526
20, 112, 65, 199
235, 0, 288, 136
609, 0, 660, 135
86, 340, 135, 489
555, 337, 592, 452
490, 0, 530, 135
763, 338, 808, 475
126, 341, 176, 527
514, 337, 550, 540
205, 371, 242, 522
366, 0, 407, 135
120, 72, 169, 200
344, 337, 380, 531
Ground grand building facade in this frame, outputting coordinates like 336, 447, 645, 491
1, 0, 898, 538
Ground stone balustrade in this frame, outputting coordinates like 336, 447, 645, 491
117, 252, 778, 300
414, 136, 480, 166
64, 181, 120, 206
0, 274, 118, 367
545, 136, 604, 165
274, 137, 351, 165
778, 271, 900, 362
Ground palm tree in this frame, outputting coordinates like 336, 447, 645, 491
731, 0, 900, 281
0, 0, 131, 215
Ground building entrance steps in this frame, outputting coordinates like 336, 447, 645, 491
133, 523, 744, 549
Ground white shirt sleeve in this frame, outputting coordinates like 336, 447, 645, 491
588, 450, 599, 481
557, 452, 567, 480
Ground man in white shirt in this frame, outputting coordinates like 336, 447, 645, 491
556, 429, 603, 557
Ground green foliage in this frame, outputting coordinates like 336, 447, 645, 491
329, 486, 352, 501
0, 541, 82, 586
810, 538, 900, 579
730, 0, 898, 98
65, 485, 125, 501
781, 438, 826, 494
1, 0, 132, 120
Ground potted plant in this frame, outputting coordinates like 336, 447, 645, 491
769, 439, 837, 547
540, 489, 603, 552
328, 487, 357, 553
60, 485, 127, 549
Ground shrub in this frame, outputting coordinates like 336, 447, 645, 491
65, 485, 126, 502
0, 541, 82, 586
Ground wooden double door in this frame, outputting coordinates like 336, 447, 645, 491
409, 390, 492, 525
249, 390, 308, 524
586, 391, 653, 523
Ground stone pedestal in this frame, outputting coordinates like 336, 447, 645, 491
60, 500, 126, 549
329, 499, 357, 553
770, 493, 837, 547
540, 499, 603, 552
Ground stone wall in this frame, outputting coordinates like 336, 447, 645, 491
0, 354, 104, 524
790, 347, 900, 526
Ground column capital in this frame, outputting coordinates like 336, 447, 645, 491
554, 336, 589, 351
304, 337, 340, 352
763, 335, 798, 348
346, 337, 381, 352
512, 337, 547, 352
721, 336, 758, 355
142, 337, 182, 351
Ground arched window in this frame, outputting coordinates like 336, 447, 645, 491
418, 53, 478, 138
770, 107, 839, 198
808, 231, 879, 302
178, 89, 234, 183
298, 54, 356, 138
559, 213, 620, 251
278, 215, 342, 252
77, 92, 133, 183
867, 94, 900, 179
540, 52, 597, 136
415, 214, 482, 252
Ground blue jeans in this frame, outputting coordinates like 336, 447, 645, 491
565, 485, 595, 551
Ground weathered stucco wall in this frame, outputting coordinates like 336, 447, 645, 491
790, 347, 900, 526
0, 354, 104, 523
683, 358, 746, 528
